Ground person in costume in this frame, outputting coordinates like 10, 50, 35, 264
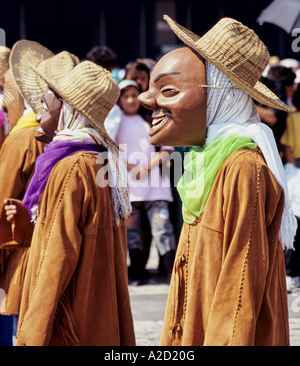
4, 60, 135, 346
138, 16, 297, 346
0, 41, 79, 345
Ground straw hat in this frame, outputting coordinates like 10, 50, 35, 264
163, 15, 289, 112
0, 46, 10, 85
31, 60, 120, 146
10, 40, 79, 113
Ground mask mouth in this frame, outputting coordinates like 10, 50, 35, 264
34, 125, 53, 144
151, 115, 170, 131
149, 110, 174, 135
151, 109, 174, 132
151, 109, 173, 126
34, 125, 44, 134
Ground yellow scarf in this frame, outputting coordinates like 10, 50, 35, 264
10, 111, 38, 134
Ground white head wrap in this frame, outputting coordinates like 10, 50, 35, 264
53, 101, 131, 227
205, 61, 297, 250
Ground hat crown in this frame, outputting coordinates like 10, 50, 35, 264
38, 51, 79, 81
55, 60, 120, 124
34, 60, 120, 145
10, 41, 81, 113
197, 18, 270, 87
163, 15, 289, 112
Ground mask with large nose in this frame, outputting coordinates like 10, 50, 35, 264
138, 47, 207, 147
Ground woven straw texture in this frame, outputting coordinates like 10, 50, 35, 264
32, 60, 120, 146
10, 41, 79, 113
10, 40, 54, 113
164, 15, 289, 112
0, 46, 10, 84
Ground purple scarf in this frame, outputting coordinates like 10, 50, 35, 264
22, 140, 106, 221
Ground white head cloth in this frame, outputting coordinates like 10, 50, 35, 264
205, 61, 297, 250
53, 101, 131, 227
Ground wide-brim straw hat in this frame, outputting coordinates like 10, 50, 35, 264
163, 15, 289, 112
0, 46, 10, 85
10, 40, 79, 113
31, 60, 120, 147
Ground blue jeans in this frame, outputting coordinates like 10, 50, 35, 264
0, 315, 13, 346
127, 200, 175, 256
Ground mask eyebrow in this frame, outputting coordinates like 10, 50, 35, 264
153, 72, 181, 83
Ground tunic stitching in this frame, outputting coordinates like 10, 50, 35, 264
183, 225, 191, 321
230, 150, 261, 345
170, 225, 191, 341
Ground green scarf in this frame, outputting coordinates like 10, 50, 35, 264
177, 134, 257, 224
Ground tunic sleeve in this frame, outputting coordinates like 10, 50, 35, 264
203, 151, 284, 346
16, 155, 89, 346
0, 135, 29, 201
0, 128, 44, 202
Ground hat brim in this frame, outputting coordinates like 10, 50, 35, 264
163, 15, 290, 112
0, 46, 10, 84
30, 63, 118, 148
10, 40, 54, 113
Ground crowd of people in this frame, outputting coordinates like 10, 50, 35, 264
0, 14, 299, 346
255, 57, 300, 293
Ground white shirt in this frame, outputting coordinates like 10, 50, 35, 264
115, 112, 174, 202
284, 163, 300, 219
104, 104, 122, 141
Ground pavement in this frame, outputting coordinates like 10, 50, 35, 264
129, 246, 300, 346
128, 246, 169, 346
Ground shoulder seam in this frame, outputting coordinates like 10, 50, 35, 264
226, 148, 258, 170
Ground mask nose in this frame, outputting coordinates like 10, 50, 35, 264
138, 90, 157, 111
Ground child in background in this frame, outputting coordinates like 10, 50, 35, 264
115, 79, 175, 285
124, 59, 152, 124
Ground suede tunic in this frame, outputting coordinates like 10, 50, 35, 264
16, 151, 135, 346
160, 147, 289, 346
0, 127, 45, 315
0, 125, 5, 150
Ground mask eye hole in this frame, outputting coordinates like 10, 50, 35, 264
162, 88, 179, 96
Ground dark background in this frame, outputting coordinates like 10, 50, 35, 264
1, 0, 299, 67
